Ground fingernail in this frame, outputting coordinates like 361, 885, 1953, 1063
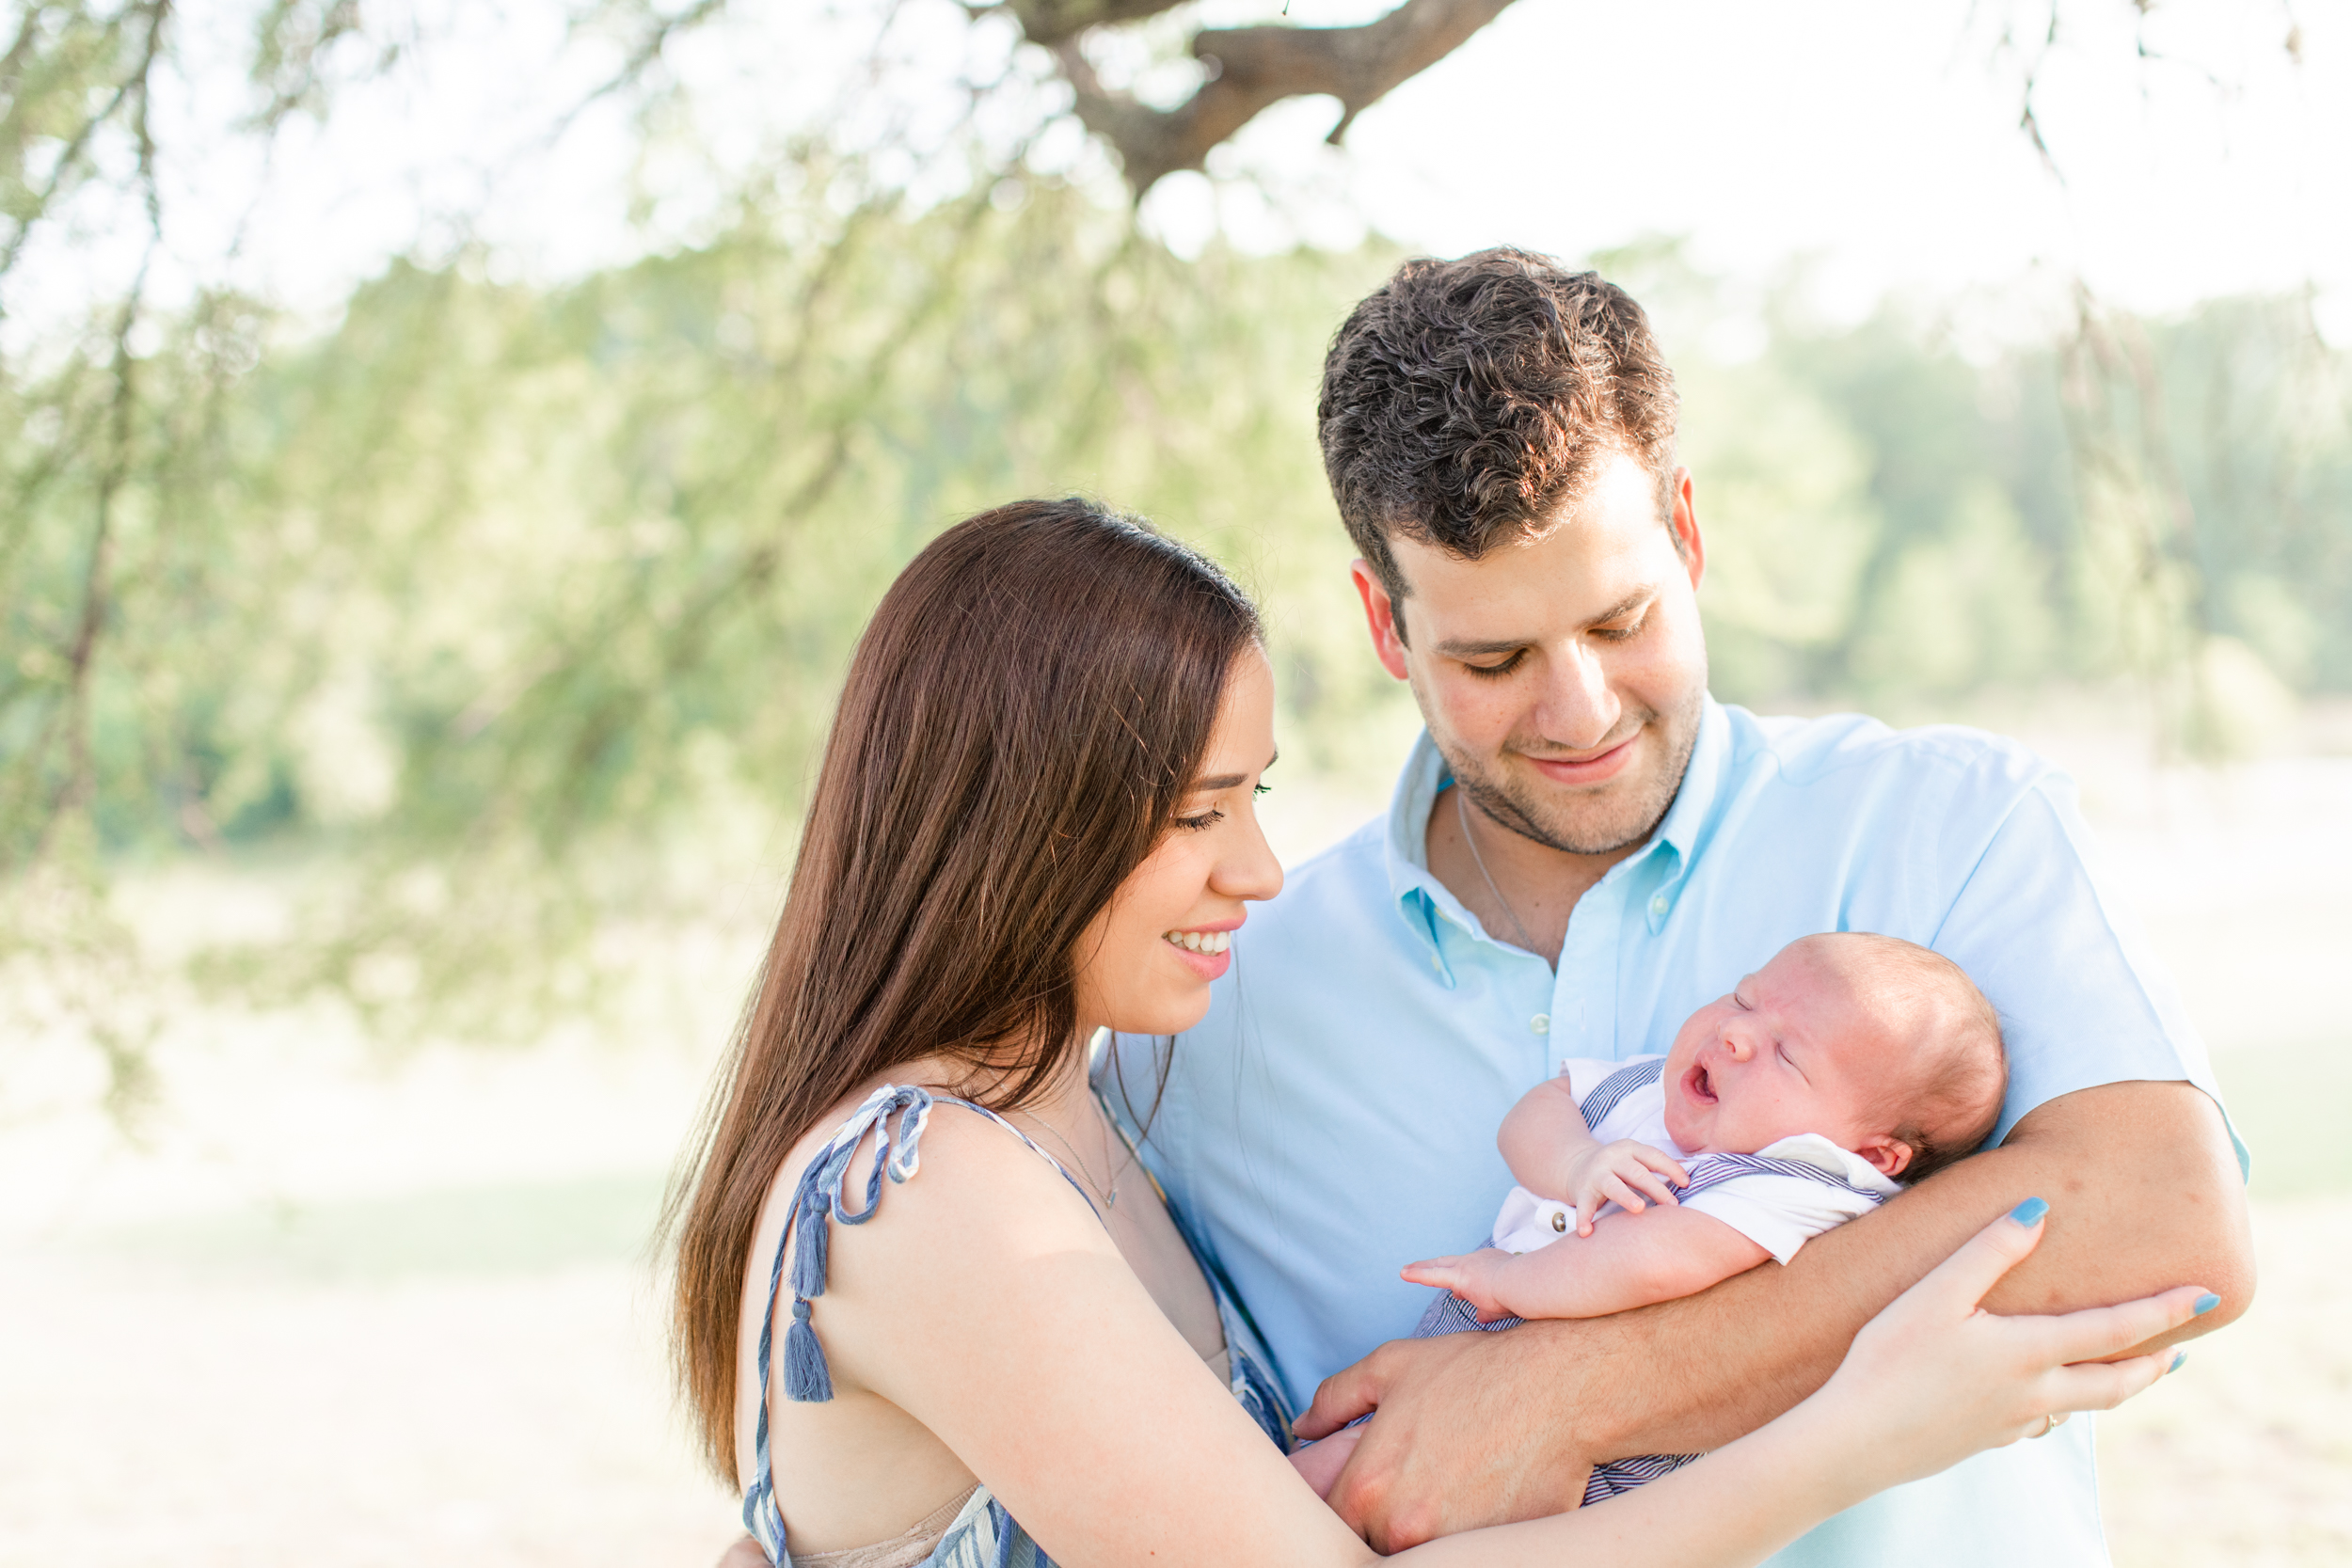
2008, 1196, 2049, 1227
2193, 1292, 2220, 1316
2169, 1350, 2187, 1373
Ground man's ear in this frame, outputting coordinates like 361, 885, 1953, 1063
1349, 559, 1411, 682
1670, 467, 1706, 590
1856, 1133, 1914, 1180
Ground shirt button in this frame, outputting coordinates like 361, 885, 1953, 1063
1531, 1014, 1550, 1034
1650, 893, 1670, 916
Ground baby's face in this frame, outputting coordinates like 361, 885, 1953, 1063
1659, 942, 1909, 1167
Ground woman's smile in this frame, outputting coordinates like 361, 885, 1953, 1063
1162, 924, 1234, 979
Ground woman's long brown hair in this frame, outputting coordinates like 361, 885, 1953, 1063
663, 498, 1263, 1478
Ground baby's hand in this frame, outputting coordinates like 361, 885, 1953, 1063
1565, 1139, 1690, 1236
1400, 1248, 1518, 1323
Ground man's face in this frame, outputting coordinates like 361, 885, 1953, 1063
1353, 451, 1708, 858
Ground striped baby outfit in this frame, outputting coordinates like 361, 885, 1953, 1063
1413, 1055, 1899, 1503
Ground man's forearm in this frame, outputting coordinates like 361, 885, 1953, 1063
1553, 1078, 2252, 1460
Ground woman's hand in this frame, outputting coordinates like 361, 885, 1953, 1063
1810, 1196, 2213, 1495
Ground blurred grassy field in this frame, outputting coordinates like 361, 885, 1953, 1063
2, 719, 2346, 1568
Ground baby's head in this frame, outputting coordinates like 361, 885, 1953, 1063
1659, 932, 2006, 1182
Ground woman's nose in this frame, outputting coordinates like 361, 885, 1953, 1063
1217, 816, 1284, 903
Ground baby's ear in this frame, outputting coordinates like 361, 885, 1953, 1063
1855, 1134, 1913, 1179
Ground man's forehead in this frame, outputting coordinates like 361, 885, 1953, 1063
1393, 522, 1670, 638
1389, 454, 1675, 627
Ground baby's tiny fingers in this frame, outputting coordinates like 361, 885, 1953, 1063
1629, 1169, 1681, 1209
1633, 1147, 1691, 1186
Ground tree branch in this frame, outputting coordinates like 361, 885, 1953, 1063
1011, 0, 1189, 46
1052, 0, 1519, 197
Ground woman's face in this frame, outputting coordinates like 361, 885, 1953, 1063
1073, 645, 1283, 1037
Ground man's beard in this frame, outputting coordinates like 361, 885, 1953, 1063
1440, 688, 1705, 858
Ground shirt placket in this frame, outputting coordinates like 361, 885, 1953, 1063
1550, 849, 1661, 1063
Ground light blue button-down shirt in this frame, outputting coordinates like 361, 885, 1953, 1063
1107, 699, 2240, 1568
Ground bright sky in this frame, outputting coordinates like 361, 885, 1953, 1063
16, 0, 2349, 347
1155, 0, 2351, 337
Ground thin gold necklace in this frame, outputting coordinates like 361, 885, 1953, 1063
1012, 1104, 1124, 1210
1455, 787, 1543, 954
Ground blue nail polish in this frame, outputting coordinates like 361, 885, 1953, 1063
2169, 1351, 2187, 1372
2008, 1196, 2049, 1227
2193, 1292, 2220, 1315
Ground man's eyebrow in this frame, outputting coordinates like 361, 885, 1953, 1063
1584, 589, 1656, 626
1192, 750, 1279, 792
1430, 592, 1658, 658
1433, 635, 1532, 658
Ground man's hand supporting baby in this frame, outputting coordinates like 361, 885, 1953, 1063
1294, 1079, 2253, 1553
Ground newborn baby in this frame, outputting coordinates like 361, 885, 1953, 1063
1294, 931, 2007, 1502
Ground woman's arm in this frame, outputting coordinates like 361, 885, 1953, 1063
808, 1113, 2202, 1568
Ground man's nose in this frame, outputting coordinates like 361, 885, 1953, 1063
1534, 641, 1621, 751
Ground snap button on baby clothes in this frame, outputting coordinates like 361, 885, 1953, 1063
1531, 1014, 1550, 1034
1551, 1212, 1568, 1232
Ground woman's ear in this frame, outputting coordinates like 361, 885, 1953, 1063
1857, 1133, 1914, 1179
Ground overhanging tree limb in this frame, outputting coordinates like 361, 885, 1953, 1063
1049, 0, 1520, 197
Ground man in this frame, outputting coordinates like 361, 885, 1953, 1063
1106, 248, 2251, 1563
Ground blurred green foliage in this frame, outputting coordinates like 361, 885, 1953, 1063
3, 3, 2348, 1101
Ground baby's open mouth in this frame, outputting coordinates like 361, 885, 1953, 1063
1686, 1063, 1717, 1104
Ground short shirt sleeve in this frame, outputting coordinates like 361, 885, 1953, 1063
1930, 774, 2238, 1164
1673, 1134, 1898, 1264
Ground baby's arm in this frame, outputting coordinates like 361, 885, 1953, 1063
1500, 1077, 1688, 1235
1496, 1075, 1601, 1198
1403, 1206, 1772, 1322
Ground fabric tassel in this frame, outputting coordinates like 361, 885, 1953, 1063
784, 1297, 834, 1402
789, 1191, 831, 1299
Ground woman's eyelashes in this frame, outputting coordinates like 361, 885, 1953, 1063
1177, 781, 1270, 829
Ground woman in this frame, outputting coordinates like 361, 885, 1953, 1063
668, 498, 2200, 1568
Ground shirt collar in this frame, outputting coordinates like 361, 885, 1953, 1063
1380, 698, 1733, 940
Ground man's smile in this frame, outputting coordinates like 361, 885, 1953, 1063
1520, 730, 1642, 788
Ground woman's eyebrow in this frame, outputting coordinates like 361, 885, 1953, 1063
1192, 751, 1279, 792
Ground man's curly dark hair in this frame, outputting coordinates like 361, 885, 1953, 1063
1317, 248, 1681, 639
